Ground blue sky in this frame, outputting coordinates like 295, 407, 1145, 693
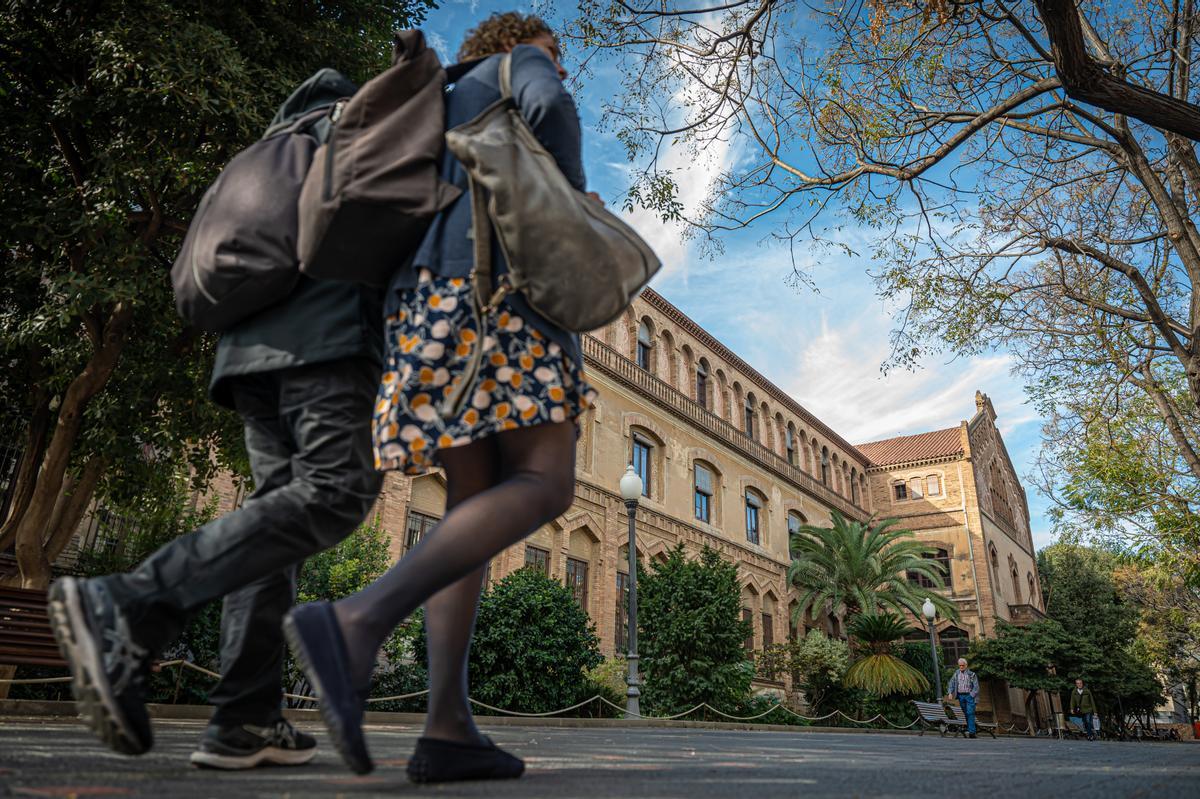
417, 1, 1054, 549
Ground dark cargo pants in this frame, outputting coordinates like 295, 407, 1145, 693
104, 358, 383, 726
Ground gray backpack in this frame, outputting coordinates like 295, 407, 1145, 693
445, 51, 661, 333
170, 69, 356, 332
298, 31, 478, 286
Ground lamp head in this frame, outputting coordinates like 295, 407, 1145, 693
922, 597, 936, 620
620, 464, 643, 501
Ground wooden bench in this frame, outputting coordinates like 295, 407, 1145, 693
0, 585, 67, 668
912, 700, 997, 738
945, 701, 998, 738
913, 700, 957, 736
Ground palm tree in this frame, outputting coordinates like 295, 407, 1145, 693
787, 511, 957, 624
843, 613, 930, 696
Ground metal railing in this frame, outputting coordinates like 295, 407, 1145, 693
582, 336, 869, 520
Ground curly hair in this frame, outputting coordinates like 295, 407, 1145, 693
457, 11, 555, 60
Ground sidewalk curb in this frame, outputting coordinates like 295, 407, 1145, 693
0, 699, 922, 735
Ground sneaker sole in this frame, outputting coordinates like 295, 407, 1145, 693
190, 745, 318, 770
48, 578, 151, 756
282, 614, 372, 775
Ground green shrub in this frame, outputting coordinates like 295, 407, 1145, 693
638, 544, 753, 716
411, 567, 602, 714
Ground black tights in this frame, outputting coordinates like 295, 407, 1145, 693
332, 421, 577, 743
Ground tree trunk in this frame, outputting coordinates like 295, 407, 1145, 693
0, 388, 52, 553
13, 303, 131, 589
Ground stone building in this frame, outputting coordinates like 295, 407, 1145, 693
857, 394, 1049, 724
365, 288, 1046, 722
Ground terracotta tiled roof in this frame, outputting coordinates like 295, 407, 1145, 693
855, 427, 963, 467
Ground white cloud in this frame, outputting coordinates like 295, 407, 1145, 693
790, 315, 1016, 444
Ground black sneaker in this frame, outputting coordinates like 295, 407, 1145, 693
48, 577, 154, 755
190, 719, 317, 769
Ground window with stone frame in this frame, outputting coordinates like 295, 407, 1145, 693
761, 612, 774, 649
907, 548, 951, 590
1027, 572, 1037, 604
524, 545, 550, 575
940, 626, 970, 667
693, 461, 716, 523
926, 474, 942, 497
636, 321, 653, 370
404, 510, 439, 553
907, 476, 924, 499
787, 511, 805, 559
696, 359, 709, 409
821, 447, 830, 485
565, 557, 588, 608
893, 481, 908, 501
742, 607, 755, 651
743, 393, 756, 437
786, 425, 797, 465
851, 468, 859, 504
745, 489, 764, 545
631, 435, 652, 498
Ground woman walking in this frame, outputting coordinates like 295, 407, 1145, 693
284, 12, 597, 784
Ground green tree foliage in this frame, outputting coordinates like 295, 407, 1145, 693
843, 613, 929, 697
297, 519, 392, 604
411, 568, 603, 714
638, 544, 753, 715
787, 512, 957, 622
971, 545, 1165, 724
760, 630, 850, 714
0, 0, 432, 587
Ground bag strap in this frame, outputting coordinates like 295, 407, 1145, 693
469, 174, 493, 314
499, 51, 513, 101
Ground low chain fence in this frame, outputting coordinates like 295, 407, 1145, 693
0, 659, 920, 729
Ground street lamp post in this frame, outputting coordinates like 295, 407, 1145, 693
922, 598, 943, 701
619, 465, 643, 719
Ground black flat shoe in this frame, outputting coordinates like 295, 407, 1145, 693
283, 601, 372, 774
406, 736, 525, 784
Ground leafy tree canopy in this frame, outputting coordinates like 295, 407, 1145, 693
638, 544, 753, 715
787, 512, 957, 622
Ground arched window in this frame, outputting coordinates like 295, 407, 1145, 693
660, 329, 676, 385
787, 511, 805, 560
745, 489, 764, 545
851, 468, 859, 504
820, 447, 830, 486
907, 476, 924, 499
743, 392, 756, 438
926, 474, 942, 497
940, 626, 970, 666
636, 320, 653, 371
786, 424, 797, 465
1010, 562, 1022, 602
893, 480, 908, 501
630, 433, 653, 498
1027, 572, 1036, 603
696, 358, 710, 409
693, 461, 716, 523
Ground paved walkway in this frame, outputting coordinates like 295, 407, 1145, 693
1, 718, 1197, 798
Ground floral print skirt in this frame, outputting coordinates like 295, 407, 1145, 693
372, 269, 597, 474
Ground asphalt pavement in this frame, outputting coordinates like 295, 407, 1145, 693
1, 718, 1196, 798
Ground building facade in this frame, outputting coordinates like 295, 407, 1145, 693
363, 288, 1046, 721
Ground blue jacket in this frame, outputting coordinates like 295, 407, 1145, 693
388, 44, 587, 369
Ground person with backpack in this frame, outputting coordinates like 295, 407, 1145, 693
48, 69, 387, 769
283, 12, 603, 784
